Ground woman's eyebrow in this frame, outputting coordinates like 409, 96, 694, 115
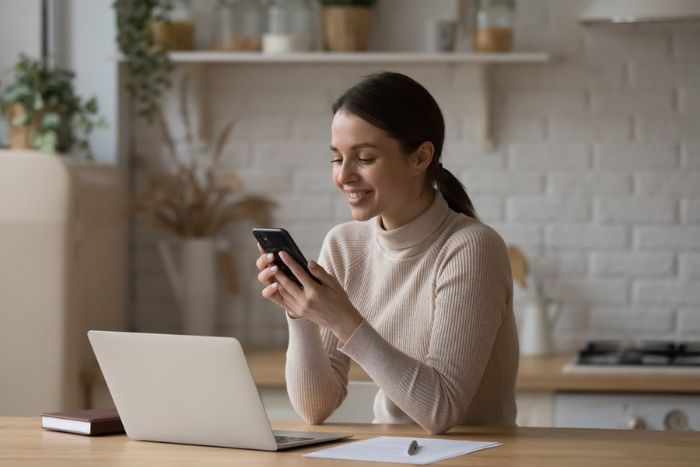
329, 143, 378, 151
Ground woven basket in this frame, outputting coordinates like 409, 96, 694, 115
322, 6, 373, 52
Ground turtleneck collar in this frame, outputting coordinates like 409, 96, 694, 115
374, 191, 452, 259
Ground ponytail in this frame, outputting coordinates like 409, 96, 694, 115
435, 165, 478, 220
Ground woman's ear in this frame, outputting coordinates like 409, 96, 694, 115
410, 142, 434, 175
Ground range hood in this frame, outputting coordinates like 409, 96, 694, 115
580, 0, 700, 24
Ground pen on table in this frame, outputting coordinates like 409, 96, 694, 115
407, 439, 419, 456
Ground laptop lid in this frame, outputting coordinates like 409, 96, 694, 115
88, 331, 280, 450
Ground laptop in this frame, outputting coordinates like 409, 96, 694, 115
87, 330, 351, 450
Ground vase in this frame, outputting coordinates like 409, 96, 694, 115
158, 238, 219, 335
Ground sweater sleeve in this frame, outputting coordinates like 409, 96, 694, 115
284, 232, 351, 424
339, 228, 511, 434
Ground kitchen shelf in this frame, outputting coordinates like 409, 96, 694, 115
127, 50, 554, 151
166, 51, 552, 64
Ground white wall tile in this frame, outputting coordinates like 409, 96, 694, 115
507, 197, 590, 222
509, 143, 590, 170
682, 143, 700, 169
292, 169, 335, 193
595, 142, 678, 170
548, 173, 632, 195
589, 307, 675, 333
589, 91, 674, 116
591, 252, 675, 277
594, 197, 676, 224
633, 280, 700, 305
635, 172, 700, 196
681, 200, 700, 224
471, 195, 503, 222
678, 88, 700, 115
635, 116, 700, 142
546, 224, 628, 249
672, 31, 700, 59
629, 60, 700, 90
550, 116, 632, 143
679, 254, 700, 278
678, 308, 700, 335
442, 143, 507, 169
529, 252, 588, 278
238, 169, 294, 194
585, 31, 671, 59
461, 171, 544, 195
496, 91, 587, 116
635, 227, 700, 250
545, 279, 629, 305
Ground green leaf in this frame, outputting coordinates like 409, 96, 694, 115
85, 97, 98, 113
41, 112, 61, 129
33, 94, 45, 110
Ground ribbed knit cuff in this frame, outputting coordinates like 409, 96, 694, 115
338, 319, 407, 384
286, 316, 327, 372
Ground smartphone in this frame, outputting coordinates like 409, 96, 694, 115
252, 228, 320, 287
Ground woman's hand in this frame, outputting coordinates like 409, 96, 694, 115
255, 245, 363, 343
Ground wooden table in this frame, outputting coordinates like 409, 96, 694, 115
2, 417, 699, 466
244, 351, 700, 393
81, 352, 700, 394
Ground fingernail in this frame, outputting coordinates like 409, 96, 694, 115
267, 253, 274, 261
308, 260, 317, 268
279, 251, 286, 259
271, 282, 279, 289
270, 265, 278, 272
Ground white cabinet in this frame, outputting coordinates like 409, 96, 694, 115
0, 149, 127, 415
516, 392, 554, 427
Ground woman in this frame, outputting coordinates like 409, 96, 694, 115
256, 72, 518, 434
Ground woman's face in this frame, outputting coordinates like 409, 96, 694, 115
330, 110, 429, 229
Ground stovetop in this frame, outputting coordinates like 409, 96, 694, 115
576, 341, 700, 367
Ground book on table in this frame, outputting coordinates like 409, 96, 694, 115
41, 408, 124, 436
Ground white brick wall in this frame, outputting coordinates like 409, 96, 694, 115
129, 0, 700, 350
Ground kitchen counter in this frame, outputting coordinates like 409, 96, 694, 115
3, 417, 699, 466
245, 351, 700, 393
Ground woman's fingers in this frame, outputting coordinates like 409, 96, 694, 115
261, 282, 285, 308
279, 251, 316, 290
257, 264, 279, 285
307, 260, 337, 287
255, 252, 275, 271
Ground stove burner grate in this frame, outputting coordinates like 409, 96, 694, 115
576, 340, 700, 367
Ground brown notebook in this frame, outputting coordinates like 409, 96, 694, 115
41, 408, 124, 436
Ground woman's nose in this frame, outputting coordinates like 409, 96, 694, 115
336, 160, 358, 184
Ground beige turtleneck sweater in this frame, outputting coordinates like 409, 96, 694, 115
285, 192, 518, 434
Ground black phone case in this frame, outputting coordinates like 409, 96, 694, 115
252, 228, 320, 286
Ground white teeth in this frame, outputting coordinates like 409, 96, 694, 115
346, 191, 369, 200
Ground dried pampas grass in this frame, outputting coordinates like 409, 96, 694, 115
133, 75, 276, 237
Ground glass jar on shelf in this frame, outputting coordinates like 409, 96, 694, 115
262, 0, 314, 53
149, 0, 196, 51
474, 0, 514, 52
214, 0, 264, 51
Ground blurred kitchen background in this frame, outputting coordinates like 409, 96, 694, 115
1, 0, 699, 429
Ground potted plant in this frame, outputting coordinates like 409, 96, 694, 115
0, 54, 105, 157
319, 0, 377, 52
113, 0, 175, 122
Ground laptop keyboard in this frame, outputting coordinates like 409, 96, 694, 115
275, 435, 315, 444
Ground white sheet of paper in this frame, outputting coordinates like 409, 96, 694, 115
303, 436, 501, 465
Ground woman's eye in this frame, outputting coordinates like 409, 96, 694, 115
358, 158, 375, 164
331, 158, 342, 164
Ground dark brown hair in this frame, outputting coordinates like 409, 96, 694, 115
332, 72, 478, 219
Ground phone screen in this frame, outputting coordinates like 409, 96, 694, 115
252, 228, 320, 286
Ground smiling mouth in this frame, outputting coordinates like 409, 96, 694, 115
345, 190, 372, 204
